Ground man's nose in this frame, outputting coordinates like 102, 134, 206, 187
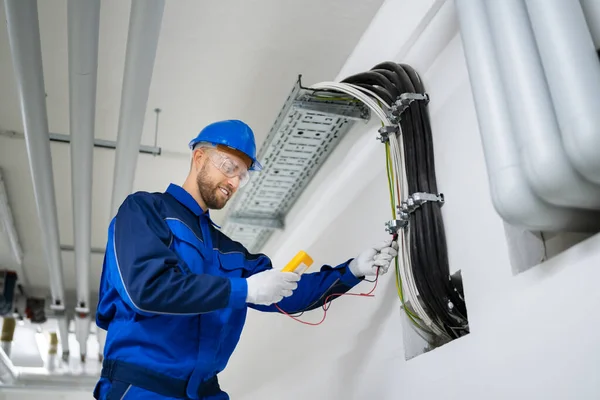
226, 176, 240, 191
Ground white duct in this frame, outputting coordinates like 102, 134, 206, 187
109, 0, 165, 217
455, 0, 600, 232
526, 0, 600, 185
68, 0, 101, 363
581, 0, 600, 50
485, 0, 600, 209
4, 0, 69, 357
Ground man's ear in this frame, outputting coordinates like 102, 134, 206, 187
191, 148, 205, 169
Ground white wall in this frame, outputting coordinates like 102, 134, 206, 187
4, 1, 600, 399
221, 1, 600, 399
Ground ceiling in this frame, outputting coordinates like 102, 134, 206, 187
0, 0, 384, 296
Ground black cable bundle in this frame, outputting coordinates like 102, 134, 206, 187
339, 62, 469, 340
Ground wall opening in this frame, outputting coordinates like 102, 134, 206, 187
504, 223, 595, 275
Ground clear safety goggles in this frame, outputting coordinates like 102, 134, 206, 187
207, 150, 250, 188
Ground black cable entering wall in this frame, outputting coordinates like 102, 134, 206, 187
337, 61, 470, 341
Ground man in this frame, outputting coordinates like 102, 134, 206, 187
94, 120, 398, 399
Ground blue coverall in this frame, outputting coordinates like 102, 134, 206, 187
94, 184, 362, 399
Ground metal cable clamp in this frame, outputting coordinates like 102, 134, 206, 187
385, 192, 444, 234
377, 125, 399, 143
389, 92, 429, 123
400, 192, 445, 214
385, 214, 409, 234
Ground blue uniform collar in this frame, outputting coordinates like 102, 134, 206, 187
166, 184, 221, 228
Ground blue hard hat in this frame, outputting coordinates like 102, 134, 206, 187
188, 120, 262, 171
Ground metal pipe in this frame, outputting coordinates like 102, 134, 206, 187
110, 0, 165, 217
1, 318, 16, 358
526, 0, 600, 185
57, 317, 70, 362
68, 0, 101, 363
101, 0, 164, 358
0, 130, 162, 155
4, 0, 69, 355
60, 244, 105, 254
455, 0, 600, 232
0, 169, 28, 286
581, 0, 600, 49
486, 0, 600, 209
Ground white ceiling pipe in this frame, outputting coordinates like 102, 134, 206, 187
526, 0, 600, 185
4, 0, 69, 356
486, 0, 600, 209
68, 0, 101, 363
455, 0, 600, 232
57, 318, 69, 362
109, 0, 165, 217
101, 0, 164, 359
580, 0, 600, 50
0, 169, 28, 286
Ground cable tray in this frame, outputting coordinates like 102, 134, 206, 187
221, 76, 370, 252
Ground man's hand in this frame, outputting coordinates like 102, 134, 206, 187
246, 269, 301, 306
349, 240, 399, 278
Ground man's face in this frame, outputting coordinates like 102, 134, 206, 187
195, 147, 251, 210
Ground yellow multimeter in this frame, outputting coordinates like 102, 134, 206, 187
282, 250, 314, 275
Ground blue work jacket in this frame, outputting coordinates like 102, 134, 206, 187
94, 184, 362, 399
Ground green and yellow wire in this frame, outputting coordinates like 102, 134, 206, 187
385, 139, 423, 326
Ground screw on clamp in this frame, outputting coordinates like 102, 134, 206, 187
389, 92, 430, 122
398, 92, 429, 104
377, 125, 399, 143
385, 218, 409, 234
399, 192, 445, 215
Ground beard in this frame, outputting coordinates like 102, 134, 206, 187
196, 163, 229, 210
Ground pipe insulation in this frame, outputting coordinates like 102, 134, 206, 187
109, 0, 165, 217
47, 332, 58, 372
4, 0, 69, 355
68, 0, 100, 362
581, 0, 600, 50
526, 0, 600, 185
485, 0, 600, 209
456, 0, 600, 232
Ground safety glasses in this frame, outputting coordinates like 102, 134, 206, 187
207, 150, 250, 188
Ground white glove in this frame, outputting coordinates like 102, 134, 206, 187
349, 240, 399, 278
246, 269, 301, 306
